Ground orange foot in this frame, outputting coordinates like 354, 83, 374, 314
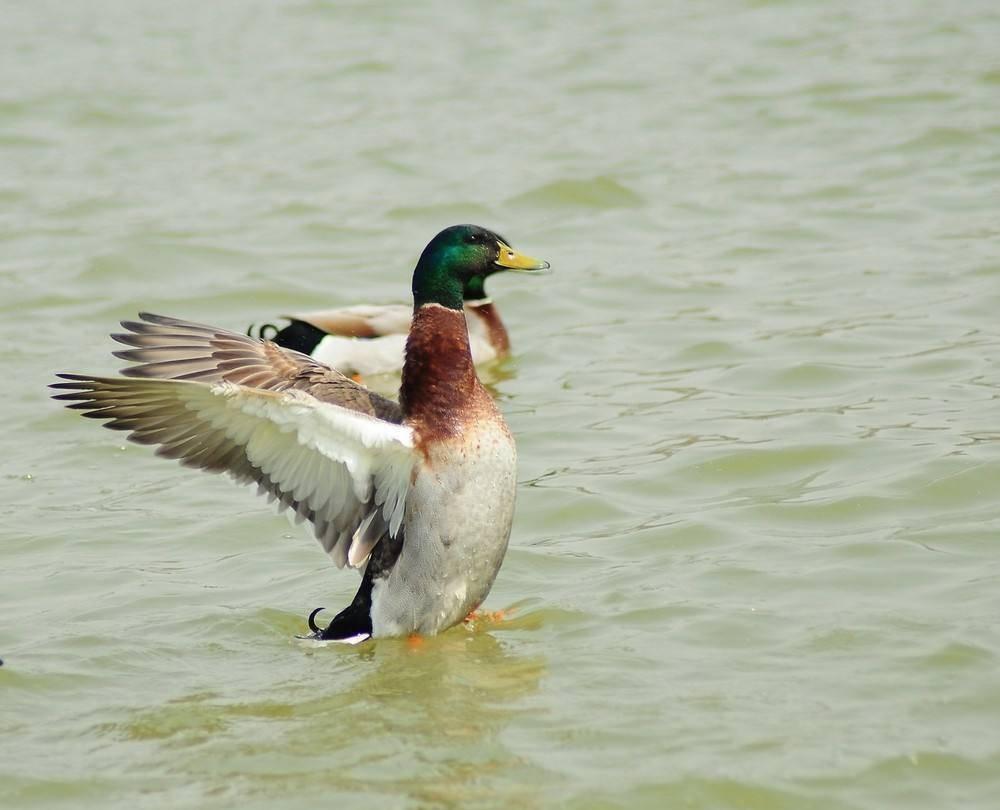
463, 608, 512, 627
350, 373, 365, 384
406, 633, 425, 650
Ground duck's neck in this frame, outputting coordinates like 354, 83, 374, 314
400, 304, 478, 429
465, 299, 510, 357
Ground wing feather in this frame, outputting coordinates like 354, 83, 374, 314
52, 312, 417, 568
109, 312, 403, 424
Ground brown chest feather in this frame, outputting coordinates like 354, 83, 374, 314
399, 305, 497, 444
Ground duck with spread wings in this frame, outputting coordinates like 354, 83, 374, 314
51, 225, 550, 643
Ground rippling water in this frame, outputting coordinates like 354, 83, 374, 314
3, 1, 1000, 808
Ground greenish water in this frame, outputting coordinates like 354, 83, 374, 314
3, 1, 1000, 808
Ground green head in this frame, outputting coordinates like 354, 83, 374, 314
412, 224, 550, 310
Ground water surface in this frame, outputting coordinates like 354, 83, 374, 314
3, 2, 1000, 808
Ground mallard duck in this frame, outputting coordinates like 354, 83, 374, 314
51, 225, 550, 643
250, 267, 516, 377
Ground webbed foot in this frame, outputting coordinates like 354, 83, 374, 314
463, 608, 511, 627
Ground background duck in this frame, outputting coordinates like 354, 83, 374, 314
249, 258, 530, 379
51, 225, 550, 643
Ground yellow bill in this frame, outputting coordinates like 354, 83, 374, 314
495, 241, 551, 272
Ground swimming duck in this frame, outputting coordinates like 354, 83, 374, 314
51, 225, 550, 642
250, 266, 515, 378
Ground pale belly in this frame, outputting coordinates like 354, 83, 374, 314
370, 420, 517, 636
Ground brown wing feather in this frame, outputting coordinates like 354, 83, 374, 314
111, 313, 402, 423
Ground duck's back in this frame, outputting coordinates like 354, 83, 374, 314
296, 303, 500, 376
310, 332, 409, 377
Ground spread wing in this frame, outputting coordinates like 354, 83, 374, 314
51, 313, 414, 568
111, 312, 403, 422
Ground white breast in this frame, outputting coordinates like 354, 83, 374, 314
370, 419, 517, 636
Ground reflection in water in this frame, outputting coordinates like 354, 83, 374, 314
115, 629, 547, 807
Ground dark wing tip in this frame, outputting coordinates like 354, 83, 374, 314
52, 373, 95, 383
118, 313, 179, 329
51, 375, 99, 401
138, 312, 185, 327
